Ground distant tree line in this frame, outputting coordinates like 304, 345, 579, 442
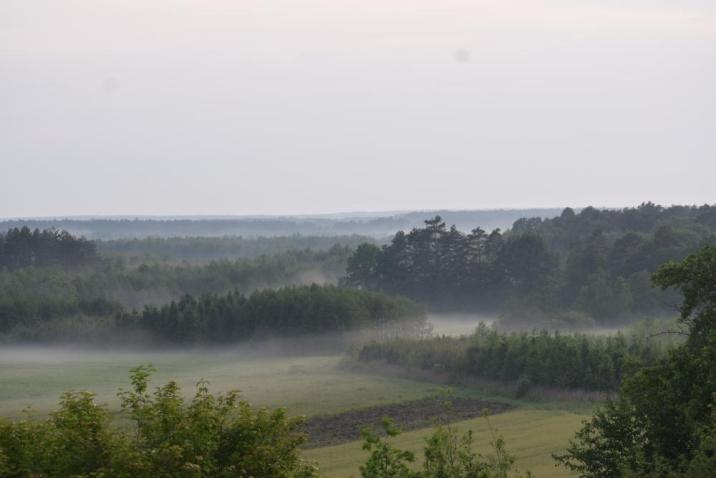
512, 202, 716, 252
98, 234, 375, 264
0, 209, 562, 240
0, 234, 356, 337
346, 204, 716, 323
0, 227, 97, 270
357, 325, 663, 393
119, 284, 426, 344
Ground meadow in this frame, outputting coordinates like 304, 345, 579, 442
305, 409, 588, 477
0, 346, 591, 476
0, 348, 441, 418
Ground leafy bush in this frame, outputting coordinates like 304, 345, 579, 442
360, 417, 532, 478
0, 366, 319, 478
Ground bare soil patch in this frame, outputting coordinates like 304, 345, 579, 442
301, 397, 513, 448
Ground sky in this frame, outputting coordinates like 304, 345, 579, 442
1, 0, 715, 217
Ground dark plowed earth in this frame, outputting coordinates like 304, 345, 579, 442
300, 397, 513, 448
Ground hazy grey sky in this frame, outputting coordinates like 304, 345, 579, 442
2, 0, 714, 217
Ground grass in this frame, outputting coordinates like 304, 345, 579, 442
0, 346, 592, 477
304, 409, 588, 477
0, 347, 445, 418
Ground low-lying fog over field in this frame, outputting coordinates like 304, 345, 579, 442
0, 345, 441, 419
0, 318, 491, 418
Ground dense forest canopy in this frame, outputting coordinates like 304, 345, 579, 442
346, 204, 716, 324
98, 234, 375, 264
512, 202, 716, 252
3, 204, 715, 342
0, 246, 353, 336
0, 227, 97, 269
120, 285, 426, 344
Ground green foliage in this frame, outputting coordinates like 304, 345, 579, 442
556, 246, 716, 477
652, 245, 716, 344
358, 325, 662, 392
347, 205, 716, 322
0, 227, 97, 270
360, 416, 532, 478
576, 271, 633, 319
99, 235, 374, 264
0, 366, 319, 478
360, 419, 419, 478
345, 217, 559, 313
0, 246, 353, 336
123, 284, 426, 344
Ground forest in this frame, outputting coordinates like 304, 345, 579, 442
357, 325, 664, 392
2, 245, 715, 477
345, 203, 716, 324
0, 242, 353, 338
98, 234, 374, 264
3, 204, 715, 341
1, 210, 716, 477
120, 285, 426, 344
0, 227, 98, 269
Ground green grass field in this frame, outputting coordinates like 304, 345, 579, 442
0, 347, 590, 476
305, 409, 588, 477
0, 347, 445, 417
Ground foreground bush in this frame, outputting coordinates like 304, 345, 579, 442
0, 366, 319, 478
360, 417, 532, 478
0, 368, 534, 478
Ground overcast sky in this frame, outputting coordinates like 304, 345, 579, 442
1, 0, 714, 217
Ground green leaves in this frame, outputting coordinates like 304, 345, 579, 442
360, 419, 418, 478
653, 245, 716, 344
558, 246, 716, 477
359, 416, 531, 478
0, 367, 319, 478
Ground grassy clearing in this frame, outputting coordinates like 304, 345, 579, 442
0, 347, 445, 418
0, 347, 591, 477
304, 408, 588, 478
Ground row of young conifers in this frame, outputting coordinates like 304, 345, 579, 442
358, 325, 663, 392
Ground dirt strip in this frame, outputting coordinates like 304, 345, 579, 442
300, 397, 513, 448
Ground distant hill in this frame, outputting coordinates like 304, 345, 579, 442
0, 209, 564, 239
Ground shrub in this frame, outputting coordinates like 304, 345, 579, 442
0, 366, 319, 478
